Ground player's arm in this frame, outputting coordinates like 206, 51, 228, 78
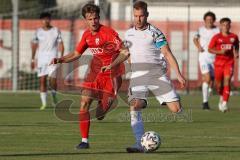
58, 42, 64, 57
51, 33, 88, 64
208, 48, 226, 55
233, 37, 239, 59
101, 46, 130, 72
193, 31, 204, 52
51, 50, 84, 64
161, 45, 186, 88
57, 29, 64, 57
31, 31, 39, 70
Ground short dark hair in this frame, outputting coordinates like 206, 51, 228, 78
40, 12, 51, 19
133, 1, 148, 13
203, 11, 216, 21
82, 3, 100, 18
220, 17, 231, 24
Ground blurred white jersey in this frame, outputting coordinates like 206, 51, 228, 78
195, 26, 219, 62
125, 23, 167, 67
33, 27, 62, 67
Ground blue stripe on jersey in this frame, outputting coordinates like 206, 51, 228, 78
155, 40, 167, 49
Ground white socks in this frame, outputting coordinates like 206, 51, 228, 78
130, 111, 144, 146
82, 138, 88, 143
40, 92, 47, 106
202, 82, 209, 103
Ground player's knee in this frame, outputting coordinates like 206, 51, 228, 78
130, 99, 147, 111
167, 102, 182, 113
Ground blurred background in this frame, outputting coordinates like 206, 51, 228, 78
1, 0, 240, 93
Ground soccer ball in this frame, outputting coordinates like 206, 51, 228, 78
141, 131, 161, 152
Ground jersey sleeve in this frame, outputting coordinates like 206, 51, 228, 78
208, 34, 218, 49
75, 32, 88, 55
56, 28, 63, 43
32, 30, 39, 44
153, 29, 168, 49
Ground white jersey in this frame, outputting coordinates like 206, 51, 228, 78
33, 27, 62, 67
195, 26, 219, 61
125, 23, 168, 74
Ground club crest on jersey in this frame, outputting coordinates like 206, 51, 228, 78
95, 38, 100, 45
218, 39, 223, 43
230, 38, 235, 43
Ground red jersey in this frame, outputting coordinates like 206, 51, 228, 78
76, 25, 124, 77
208, 32, 239, 66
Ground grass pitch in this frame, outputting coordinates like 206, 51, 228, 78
0, 92, 240, 160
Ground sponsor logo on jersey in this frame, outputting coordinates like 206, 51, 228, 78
221, 44, 232, 50
230, 38, 235, 43
90, 48, 104, 55
95, 38, 100, 45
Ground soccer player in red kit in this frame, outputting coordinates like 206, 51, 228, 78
208, 17, 239, 112
50, 3, 129, 149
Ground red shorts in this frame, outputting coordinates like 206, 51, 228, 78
214, 60, 234, 81
80, 73, 122, 99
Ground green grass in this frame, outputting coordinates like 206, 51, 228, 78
0, 92, 240, 160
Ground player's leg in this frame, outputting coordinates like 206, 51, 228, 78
201, 72, 212, 109
214, 65, 224, 111
76, 90, 93, 149
199, 56, 212, 109
221, 63, 233, 112
48, 65, 58, 106
38, 65, 49, 110
39, 75, 48, 110
126, 86, 148, 153
95, 76, 122, 120
49, 77, 58, 106
150, 75, 182, 113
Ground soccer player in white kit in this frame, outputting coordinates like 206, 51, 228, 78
103, 1, 185, 153
193, 11, 219, 110
31, 12, 64, 110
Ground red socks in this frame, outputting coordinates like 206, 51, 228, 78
223, 86, 230, 102
79, 110, 90, 139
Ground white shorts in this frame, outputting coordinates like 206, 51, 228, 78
37, 64, 57, 78
128, 74, 179, 105
199, 53, 214, 76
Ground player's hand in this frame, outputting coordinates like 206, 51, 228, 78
31, 60, 35, 70
177, 74, 186, 88
50, 58, 62, 65
101, 65, 111, 72
198, 47, 204, 53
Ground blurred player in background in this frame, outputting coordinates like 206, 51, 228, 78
51, 3, 128, 149
193, 11, 219, 110
31, 12, 64, 110
208, 17, 239, 112
104, 1, 185, 153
